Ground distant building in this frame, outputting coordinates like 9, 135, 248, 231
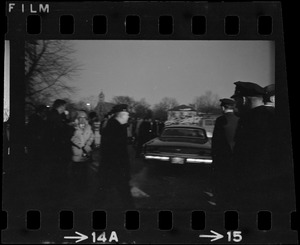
94, 91, 114, 120
166, 105, 200, 125
166, 105, 221, 137
198, 114, 220, 138
167, 105, 197, 121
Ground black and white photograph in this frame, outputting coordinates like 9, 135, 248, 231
2, 2, 297, 244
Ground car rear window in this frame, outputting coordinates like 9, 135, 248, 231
161, 128, 206, 139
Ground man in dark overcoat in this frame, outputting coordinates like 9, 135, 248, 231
231, 81, 284, 211
99, 104, 135, 210
211, 98, 239, 208
43, 99, 74, 199
45, 99, 73, 164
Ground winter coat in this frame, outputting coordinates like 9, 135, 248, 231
100, 118, 131, 183
232, 105, 282, 210
212, 112, 239, 173
45, 109, 74, 161
71, 124, 94, 162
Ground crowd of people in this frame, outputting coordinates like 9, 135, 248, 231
23, 99, 165, 209
5, 80, 293, 211
25, 103, 165, 162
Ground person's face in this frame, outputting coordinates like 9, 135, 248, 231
234, 96, 246, 117
221, 106, 226, 113
119, 112, 130, 124
78, 115, 87, 125
57, 105, 66, 114
77, 112, 88, 127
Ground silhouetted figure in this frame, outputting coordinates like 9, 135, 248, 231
99, 104, 135, 210
158, 120, 165, 135
26, 105, 48, 164
231, 81, 281, 211
211, 98, 239, 208
100, 112, 113, 138
89, 111, 101, 148
136, 117, 153, 157
44, 99, 74, 197
127, 117, 134, 144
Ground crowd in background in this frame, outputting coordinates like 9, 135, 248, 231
23, 101, 165, 168
4, 81, 292, 212
17, 100, 164, 208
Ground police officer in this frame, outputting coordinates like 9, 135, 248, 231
231, 81, 277, 210
99, 104, 135, 210
211, 98, 239, 207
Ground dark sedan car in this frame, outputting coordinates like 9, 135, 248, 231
142, 125, 212, 165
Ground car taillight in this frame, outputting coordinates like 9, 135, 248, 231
186, 158, 212, 164
206, 132, 213, 138
145, 155, 170, 161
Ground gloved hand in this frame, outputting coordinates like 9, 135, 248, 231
83, 145, 91, 153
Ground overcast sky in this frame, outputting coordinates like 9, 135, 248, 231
70, 40, 274, 106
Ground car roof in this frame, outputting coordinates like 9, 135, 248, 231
165, 124, 206, 130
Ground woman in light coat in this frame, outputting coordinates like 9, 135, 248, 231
69, 110, 95, 193
71, 110, 95, 162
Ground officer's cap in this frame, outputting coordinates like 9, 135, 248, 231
264, 84, 275, 97
231, 81, 265, 98
111, 104, 129, 114
220, 98, 235, 107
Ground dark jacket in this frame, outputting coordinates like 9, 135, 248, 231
27, 113, 47, 144
232, 105, 279, 208
101, 118, 131, 182
233, 106, 275, 180
210, 112, 239, 207
138, 121, 153, 145
26, 113, 48, 157
212, 112, 239, 174
45, 109, 73, 160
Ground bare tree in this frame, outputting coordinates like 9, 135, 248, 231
160, 97, 179, 109
25, 40, 81, 108
111, 96, 135, 111
132, 98, 151, 118
152, 97, 179, 121
193, 91, 221, 114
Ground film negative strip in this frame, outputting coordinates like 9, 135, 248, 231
2, 1, 298, 244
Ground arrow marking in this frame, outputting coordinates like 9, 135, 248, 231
64, 231, 88, 243
199, 230, 224, 242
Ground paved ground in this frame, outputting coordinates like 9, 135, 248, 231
2, 145, 297, 244
3, 145, 214, 211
